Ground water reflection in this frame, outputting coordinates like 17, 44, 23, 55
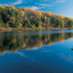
0, 31, 73, 54
0, 31, 73, 73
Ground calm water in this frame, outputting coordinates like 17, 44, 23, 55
0, 30, 73, 73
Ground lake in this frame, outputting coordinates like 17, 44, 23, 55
0, 30, 73, 73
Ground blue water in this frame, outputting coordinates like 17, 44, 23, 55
0, 30, 73, 73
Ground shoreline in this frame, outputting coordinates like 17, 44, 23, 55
0, 27, 72, 32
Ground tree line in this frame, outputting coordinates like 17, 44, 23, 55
0, 5, 73, 29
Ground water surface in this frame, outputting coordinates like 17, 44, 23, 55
0, 30, 73, 73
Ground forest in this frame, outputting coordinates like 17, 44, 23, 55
0, 5, 73, 30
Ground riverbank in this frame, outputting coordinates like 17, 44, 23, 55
0, 27, 71, 32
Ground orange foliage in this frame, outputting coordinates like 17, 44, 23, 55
0, 4, 4, 8
10, 6, 18, 11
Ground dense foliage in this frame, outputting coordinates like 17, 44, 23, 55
0, 5, 73, 29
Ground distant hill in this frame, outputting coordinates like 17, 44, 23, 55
0, 5, 73, 30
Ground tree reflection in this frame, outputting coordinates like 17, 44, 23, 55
0, 32, 73, 54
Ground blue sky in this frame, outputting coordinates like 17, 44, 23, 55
0, 0, 73, 18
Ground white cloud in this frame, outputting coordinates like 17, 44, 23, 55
25, 6, 43, 10
36, 3, 53, 7
12, 0, 23, 5
4, 0, 23, 6
56, 0, 66, 3
39, 0, 66, 3
30, 6, 40, 10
